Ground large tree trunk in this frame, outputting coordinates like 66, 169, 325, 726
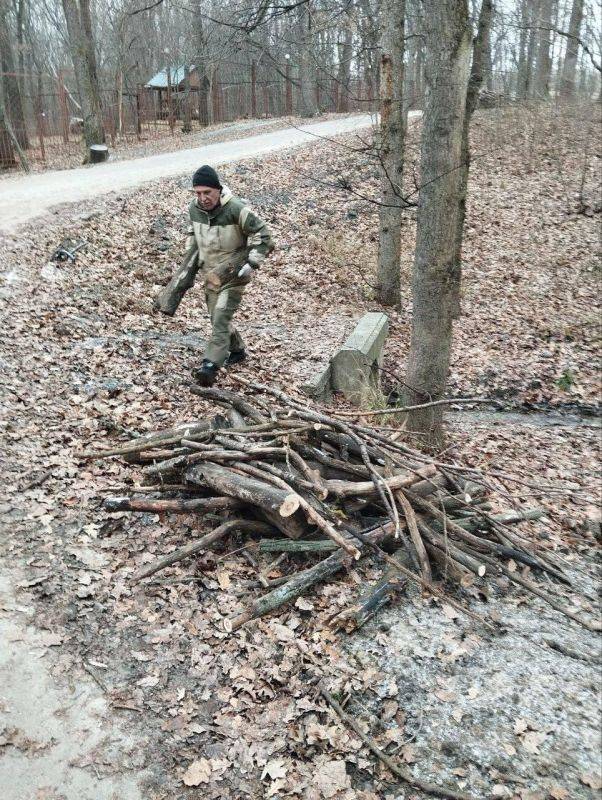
0, 0, 29, 150
454, 0, 494, 310
61, 0, 105, 157
559, 0, 584, 98
404, 0, 472, 444
376, 0, 405, 307
297, 2, 318, 117
533, 0, 555, 99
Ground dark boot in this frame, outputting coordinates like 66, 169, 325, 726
192, 359, 219, 386
224, 349, 246, 367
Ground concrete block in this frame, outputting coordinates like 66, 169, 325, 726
330, 312, 389, 405
300, 363, 332, 401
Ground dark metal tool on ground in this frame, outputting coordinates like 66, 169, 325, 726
51, 239, 87, 263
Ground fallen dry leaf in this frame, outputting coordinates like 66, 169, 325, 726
580, 772, 602, 790
182, 758, 212, 786
261, 758, 287, 780
311, 760, 351, 799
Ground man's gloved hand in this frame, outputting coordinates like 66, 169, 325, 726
238, 263, 254, 279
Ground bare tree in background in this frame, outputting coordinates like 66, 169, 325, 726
0, 0, 29, 149
454, 0, 494, 312
405, 0, 472, 443
533, 0, 555, 98
297, 1, 318, 116
376, 0, 405, 307
559, 0, 585, 97
61, 0, 106, 156
0, 68, 29, 170
516, 0, 532, 99
335, 9, 353, 112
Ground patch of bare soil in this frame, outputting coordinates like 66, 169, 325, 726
0, 103, 599, 799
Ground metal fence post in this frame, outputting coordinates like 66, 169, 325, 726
57, 70, 69, 143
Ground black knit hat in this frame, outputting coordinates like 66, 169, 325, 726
192, 165, 222, 189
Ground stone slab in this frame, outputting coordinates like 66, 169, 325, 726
331, 312, 389, 404
300, 363, 332, 401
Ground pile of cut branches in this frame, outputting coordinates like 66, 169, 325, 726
82, 378, 599, 633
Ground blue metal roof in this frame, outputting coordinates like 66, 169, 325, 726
145, 65, 195, 89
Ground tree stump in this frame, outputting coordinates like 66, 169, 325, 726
89, 144, 109, 163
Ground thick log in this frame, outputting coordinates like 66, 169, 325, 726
154, 241, 201, 316
325, 464, 437, 498
426, 532, 487, 577
230, 461, 361, 559
426, 543, 471, 584
187, 462, 304, 538
133, 519, 272, 581
258, 508, 309, 540
103, 496, 241, 514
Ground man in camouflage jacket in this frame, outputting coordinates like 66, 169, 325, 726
155, 164, 274, 386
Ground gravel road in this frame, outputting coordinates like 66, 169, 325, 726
0, 114, 377, 235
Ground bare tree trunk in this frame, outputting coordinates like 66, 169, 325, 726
516, 0, 530, 99
404, 1, 425, 108
297, 2, 318, 117
453, 0, 494, 312
16, 0, 26, 97
559, 0, 584, 97
61, 0, 105, 157
533, 0, 555, 99
404, 0, 472, 444
376, 0, 406, 307
525, 1, 540, 99
336, 17, 353, 112
0, 92, 16, 168
0, 0, 29, 150
182, 65, 192, 132
0, 74, 28, 170
194, 0, 210, 127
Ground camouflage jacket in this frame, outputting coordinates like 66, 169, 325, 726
187, 185, 275, 290
154, 186, 274, 315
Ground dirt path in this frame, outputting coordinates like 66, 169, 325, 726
0, 569, 153, 800
0, 113, 375, 235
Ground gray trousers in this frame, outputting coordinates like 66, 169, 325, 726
203, 286, 245, 366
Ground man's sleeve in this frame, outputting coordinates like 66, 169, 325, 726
186, 202, 199, 257
239, 205, 275, 267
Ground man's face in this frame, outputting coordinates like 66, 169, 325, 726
193, 185, 221, 211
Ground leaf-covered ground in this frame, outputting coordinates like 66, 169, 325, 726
0, 104, 600, 799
